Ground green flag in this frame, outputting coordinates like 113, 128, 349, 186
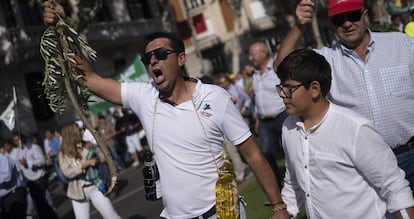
88, 55, 150, 112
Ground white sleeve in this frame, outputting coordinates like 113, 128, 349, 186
352, 123, 414, 212
222, 99, 251, 146
282, 159, 304, 217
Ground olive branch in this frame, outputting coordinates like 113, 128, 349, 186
40, 7, 117, 194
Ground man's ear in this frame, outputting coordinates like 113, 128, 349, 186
178, 52, 186, 68
362, 9, 369, 24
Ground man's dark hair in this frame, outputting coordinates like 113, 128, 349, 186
277, 49, 332, 97
142, 32, 185, 53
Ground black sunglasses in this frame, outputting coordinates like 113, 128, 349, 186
331, 10, 363, 27
141, 47, 178, 65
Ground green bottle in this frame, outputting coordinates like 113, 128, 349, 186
215, 152, 239, 219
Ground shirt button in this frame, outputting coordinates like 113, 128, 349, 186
306, 194, 310, 197
304, 165, 307, 169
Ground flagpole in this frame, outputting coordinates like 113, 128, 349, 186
13, 86, 22, 148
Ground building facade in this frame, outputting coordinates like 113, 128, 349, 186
0, 0, 290, 139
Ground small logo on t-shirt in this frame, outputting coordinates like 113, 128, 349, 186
200, 103, 213, 117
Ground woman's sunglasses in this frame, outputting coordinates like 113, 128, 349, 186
331, 10, 363, 27
141, 47, 178, 65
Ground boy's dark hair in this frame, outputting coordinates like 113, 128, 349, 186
277, 49, 332, 97
143, 32, 185, 54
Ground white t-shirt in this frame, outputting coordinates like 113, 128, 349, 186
281, 103, 414, 219
122, 78, 251, 218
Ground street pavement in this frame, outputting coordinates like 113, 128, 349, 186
42, 165, 164, 219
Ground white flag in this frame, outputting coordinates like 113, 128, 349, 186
0, 100, 15, 131
0, 87, 17, 131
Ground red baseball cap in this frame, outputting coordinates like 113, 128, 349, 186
328, 0, 363, 17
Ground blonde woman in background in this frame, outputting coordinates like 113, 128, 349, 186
59, 122, 122, 219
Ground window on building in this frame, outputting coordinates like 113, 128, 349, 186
125, 0, 152, 20
24, 72, 54, 121
0, 0, 16, 27
94, 1, 112, 22
202, 45, 228, 75
209, 54, 227, 74
185, 0, 205, 10
18, 0, 42, 26
193, 14, 207, 34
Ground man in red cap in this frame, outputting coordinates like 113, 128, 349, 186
274, 0, 414, 217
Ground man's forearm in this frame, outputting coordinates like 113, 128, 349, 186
394, 206, 414, 219
274, 25, 305, 71
241, 138, 283, 203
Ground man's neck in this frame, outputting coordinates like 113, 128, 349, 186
259, 58, 270, 75
161, 78, 196, 106
343, 31, 370, 61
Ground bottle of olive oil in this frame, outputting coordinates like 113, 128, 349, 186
215, 152, 239, 219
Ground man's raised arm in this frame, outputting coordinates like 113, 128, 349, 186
274, 0, 315, 71
42, 0, 122, 105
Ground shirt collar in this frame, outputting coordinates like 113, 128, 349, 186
340, 29, 375, 55
295, 102, 332, 133
254, 59, 274, 75
157, 76, 198, 106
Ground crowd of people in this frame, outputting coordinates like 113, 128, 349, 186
1, 0, 414, 218
0, 108, 147, 219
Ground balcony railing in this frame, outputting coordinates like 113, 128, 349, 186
87, 19, 162, 41
184, 0, 207, 17
184, 0, 206, 10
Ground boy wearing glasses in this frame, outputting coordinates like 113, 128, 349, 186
275, 0, 414, 195
277, 48, 414, 218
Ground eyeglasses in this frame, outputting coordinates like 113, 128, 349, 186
141, 47, 178, 65
331, 10, 363, 27
276, 82, 311, 98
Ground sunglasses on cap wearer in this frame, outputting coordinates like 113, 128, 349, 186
141, 47, 179, 65
331, 10, 364, 27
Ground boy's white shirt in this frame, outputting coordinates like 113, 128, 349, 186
281, 103, 414, 219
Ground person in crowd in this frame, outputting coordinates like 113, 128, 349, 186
391, 14, 404, 32
274, 0, 414, 194
0, 149, 26, 219
10, 134, 55, 219
238, 65, 255, 97
237, 65, 256, 135
97, 115, 125, 170
14, 133, 58, 219
44, 129, 68, 191
121, 108, 143, 167
249, 41, 287, 189
112, 110, 131, 165
277, 48, 414, 218
2, 139, 20, 162
59, 122, 122, 219
215, 74, 250, 182
216, 73, 251, 117
405, 9, 414, 37
42, 2, 289, 218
